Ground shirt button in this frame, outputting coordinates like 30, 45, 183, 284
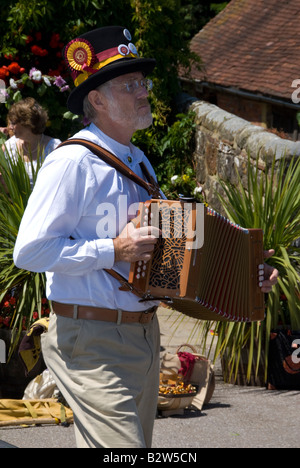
127, 156, 132, 163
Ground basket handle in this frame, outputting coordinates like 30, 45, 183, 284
176, 343, 198, 354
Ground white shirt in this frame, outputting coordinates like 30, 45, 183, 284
4, 135, 61, 185
13, 123, 160, 311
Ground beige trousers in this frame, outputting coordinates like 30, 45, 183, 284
41, 312, 160, 448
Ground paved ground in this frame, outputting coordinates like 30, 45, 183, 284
1, 307, 299, 449
1, 382, 299, 449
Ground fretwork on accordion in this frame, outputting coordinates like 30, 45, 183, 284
128, 199, 265, 322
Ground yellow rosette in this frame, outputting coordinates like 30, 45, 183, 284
65, 39, 95, 72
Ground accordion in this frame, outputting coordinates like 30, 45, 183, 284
129, 199, 265, 322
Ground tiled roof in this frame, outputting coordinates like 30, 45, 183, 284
183, 0, 300, 101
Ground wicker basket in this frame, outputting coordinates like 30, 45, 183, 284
157, 391, 196, 411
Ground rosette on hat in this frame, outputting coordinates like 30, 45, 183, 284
65, 38, 96, 72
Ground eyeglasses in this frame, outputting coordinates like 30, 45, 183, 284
110, 78, 153, 94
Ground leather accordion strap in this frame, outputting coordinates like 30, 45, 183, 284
57, 138, 161, 198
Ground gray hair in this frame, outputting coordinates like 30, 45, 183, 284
83, 82, 113, 122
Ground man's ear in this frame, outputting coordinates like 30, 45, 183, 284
88, 90, 105, 109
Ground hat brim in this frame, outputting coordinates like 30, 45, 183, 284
67, 57, 156, 115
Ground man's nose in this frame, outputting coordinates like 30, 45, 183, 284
136, 85, 149, 98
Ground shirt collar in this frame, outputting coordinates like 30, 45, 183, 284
85, 123, 144, 167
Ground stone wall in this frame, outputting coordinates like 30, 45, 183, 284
189, 100, 300, 212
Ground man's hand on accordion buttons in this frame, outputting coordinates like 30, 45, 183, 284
113, 221, 160, 264
261, 249, 279, 293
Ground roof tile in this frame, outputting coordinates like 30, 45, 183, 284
183, 0, 300, 100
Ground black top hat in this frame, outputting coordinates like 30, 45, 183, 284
64, 26, 156, 115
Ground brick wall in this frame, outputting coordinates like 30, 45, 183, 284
216, 92, 263, 124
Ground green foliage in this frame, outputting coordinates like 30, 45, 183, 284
133, 110, 205, 202
130, 0, 201, 108
218, 155, 300, 328
207, 155, 300, 384
0, 148, 49, 357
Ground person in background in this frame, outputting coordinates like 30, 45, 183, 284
2, 97, 61, 184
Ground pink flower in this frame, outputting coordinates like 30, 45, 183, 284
60, 85, 69, 92
54, 76, 69, 93
54, 75, 66, 87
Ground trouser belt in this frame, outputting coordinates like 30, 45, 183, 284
52, 301, 157, 324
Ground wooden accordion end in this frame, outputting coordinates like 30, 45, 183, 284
129, 199, 265, 322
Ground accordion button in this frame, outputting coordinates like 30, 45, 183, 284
136, 274, 141, 279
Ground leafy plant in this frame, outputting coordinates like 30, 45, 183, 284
133, 111, 205, 202
206, 154, 300, 384
0, 148, 50, 358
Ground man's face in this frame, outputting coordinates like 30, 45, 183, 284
102, 72, 153, 132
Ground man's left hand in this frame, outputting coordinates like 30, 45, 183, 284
261, 249, 279, 293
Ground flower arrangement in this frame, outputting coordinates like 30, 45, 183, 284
0, 31, 82, 140
0, 31, 66, 85
2, 67, 70, 102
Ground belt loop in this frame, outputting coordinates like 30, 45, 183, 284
117, 309, 122, 325
73, 304, 79, 320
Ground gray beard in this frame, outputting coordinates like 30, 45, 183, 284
106, 99, 153, 132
